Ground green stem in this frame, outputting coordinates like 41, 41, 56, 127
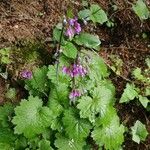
55, 18, 66, 82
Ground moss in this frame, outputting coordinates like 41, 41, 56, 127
8, 40, 52, 79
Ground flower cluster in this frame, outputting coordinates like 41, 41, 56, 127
64, 17, 84, 102
66, 17, 81, 39
21, 70, 32, 79
62, 64, 87, 77
62, 63, 87, 101
69, 89, 81, 100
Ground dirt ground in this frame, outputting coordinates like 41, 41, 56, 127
0, 0, 150, 149
0, 77, 6, 104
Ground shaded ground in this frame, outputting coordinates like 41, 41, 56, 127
0, 0, 150, 149
0, 77, 6, 104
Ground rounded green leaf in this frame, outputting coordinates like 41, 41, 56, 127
62, 42, 77, 59
131, 120, 148, 144
92, 116, 125, 150
53, 27, 65, 44
90, 4, 108, 24
74, 33, 101, 50
38, 139, 53, 150
12, 96, 53, 138
78, 9, 91, 20
120, 84, 139, 103
139, 95, 149, 108
132, 0, 150, 20
55, 134, 85, 150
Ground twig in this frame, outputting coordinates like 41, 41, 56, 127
101, 54, 150, 86
108, 8, 131, 20
103, 46, 149, 53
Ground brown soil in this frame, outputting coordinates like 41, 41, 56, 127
0, 0, 150, 150
0, 0, 72, 47
0, 77, 6, 104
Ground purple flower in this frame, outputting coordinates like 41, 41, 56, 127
70, 64, 78, 77
62, 64, 87, 77
65, 17, 81, 39
69, 89, 81, 100
69, 18, 76, 26
21, 70, 32, 79
77, 65, 87, 77
72, 64, 87, 77
74, 22, 81, 34
62, 66, 69, 74
65, 27, 75, 39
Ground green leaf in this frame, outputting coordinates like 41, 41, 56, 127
82, 0, 89, 7
67, 8, 74, 18
132, 0, 150, 20
0, 127, 16, 144
0, 48, 11, 64
146, 58, 150, 68
131, 120, 148, 144
1, 56, 11, 64
92, 115, 125, 150
78, 4, 108, 24
5, 88, 17, 100
25, 66, 49, 96
48, 83, 69, 108
56, 23, 63, 30
74, 33, 101, 49
77, 96, 95, 123
55, 134, 85, 150
14, 136, 27, 150
78, 9, 91, 20
90, 4, 108, 24
94, 106, 117, 127
51, 116, 63, 132
0, 103, 14, 127
59, 55, 71, 66
87, 52, 109, 81
53, 27, 65, 44
12, 96, 53, 138
0, 143, 14, 150
63, 109, 92, 141
80, 50, 109, 81
132, 67, 146, 82
62, 42, 77, 59
47, 65, 70, 85
28, 137, 41, 149
120, 83, 139, 103
139, 95, 149, 108
0, 127, 16, 149
38, 139, 53, 150
145, 86, 150, 96
48, 84, 69, 131
48, 91, 64, 118
106, 20, 115, 28
77, 86, 114, 123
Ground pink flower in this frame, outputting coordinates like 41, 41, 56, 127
74, 22, 81, 34
69, 18, 76, 26
21, 70, 32, 79
62, 66, 70, 74
62, 64, 87, 77
65, 27, 75, 39
69, 89, 81, 99
77, 65, 87, 77
65, 17, 81, 39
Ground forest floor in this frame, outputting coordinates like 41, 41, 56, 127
0, 0, 150, 149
